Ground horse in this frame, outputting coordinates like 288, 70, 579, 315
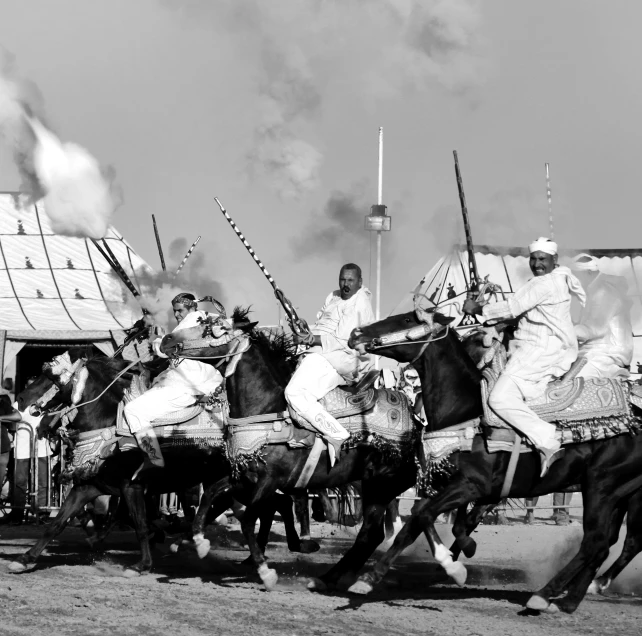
159, 309, 463, 592
347, 309, 642, 614
11, 348, 318, 574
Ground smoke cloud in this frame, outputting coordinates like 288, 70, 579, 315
426, 187, 577, 254
0, 48, 120, 239
165, 0, 486, 199
113, 236, 226, 332
291, 185, 370, 263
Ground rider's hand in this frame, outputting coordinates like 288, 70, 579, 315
463, 298, 483, 316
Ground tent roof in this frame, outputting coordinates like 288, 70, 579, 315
0, 192, 150, 338
392, 245, 642, 375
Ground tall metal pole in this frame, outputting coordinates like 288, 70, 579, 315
545, 162, 554, 240
376, 127, 383, 321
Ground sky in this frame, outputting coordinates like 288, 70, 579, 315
0, 0, 641, 326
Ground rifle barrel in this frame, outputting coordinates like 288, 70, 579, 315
152, 215, 167, 272
453, 151, 479, 289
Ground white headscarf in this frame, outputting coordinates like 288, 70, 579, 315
529, 237, 558, 255
570, 252, 599, 272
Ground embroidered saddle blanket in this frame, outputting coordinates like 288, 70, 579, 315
226, 387, 416, 470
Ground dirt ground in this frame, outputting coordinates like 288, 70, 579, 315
0, 513, 640, 636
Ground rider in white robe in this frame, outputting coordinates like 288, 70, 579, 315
571, 253, 633, 379
124, 293, 224, 468
285, 264, 374, 465
464, 238, 586, 477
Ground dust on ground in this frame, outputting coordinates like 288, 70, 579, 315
0, 517, 640, 636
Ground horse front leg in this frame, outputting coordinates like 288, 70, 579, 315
349, 478, 478, 595
588, 491, 640, 595
309, 479, 402, 593
449, 503, 495, 560
240, 482, 279, 590
9, 483, 104, 572
275, 492, 320, 554
189, 477, 232, 559
120, 481, 153, 575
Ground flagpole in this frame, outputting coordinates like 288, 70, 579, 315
545, 162, 554, 240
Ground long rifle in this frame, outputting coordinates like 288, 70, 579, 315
453, 150, 479, 293
214, 197, 309, 337
151, 215, 167, 272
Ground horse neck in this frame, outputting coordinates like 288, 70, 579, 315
70, 373, 121, 432
226, 344, 288, 418
419, 330, 482, 430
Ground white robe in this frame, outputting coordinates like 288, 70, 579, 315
482, 266, 586, 399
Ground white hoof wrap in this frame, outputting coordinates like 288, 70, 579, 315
193, 533, 211, 559
169, 541, 180, 554
258, 563, 278, 591
307, 578, 327, 592
444, 561, 467, 587
8, 561, 27, 573
123, 569, 141, 578
348, 579, 373, 595
526, 594, 550, 611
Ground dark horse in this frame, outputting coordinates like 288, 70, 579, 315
11, 348, 317, 574
160, 310, 467, 592
348, 310, 642, 614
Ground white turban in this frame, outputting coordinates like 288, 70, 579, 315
528, 237, 558, 256
570, 253, 599, 272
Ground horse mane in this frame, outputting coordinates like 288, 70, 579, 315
85, 354, 135, 401
234, 305, 298, 378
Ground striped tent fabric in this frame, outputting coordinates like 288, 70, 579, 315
391, 245, 642, 378
0, 192, 150, 333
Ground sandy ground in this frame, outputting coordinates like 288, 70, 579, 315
0, 514, 640, 636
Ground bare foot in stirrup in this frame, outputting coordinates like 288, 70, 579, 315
539, 445, 564, 478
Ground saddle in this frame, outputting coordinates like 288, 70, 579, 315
480, 339, 635, 452
226, 384, 416, 477
116, 374, 226, 450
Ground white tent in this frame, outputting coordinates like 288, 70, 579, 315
0, 192, 152, 386
392, 244, 642, 377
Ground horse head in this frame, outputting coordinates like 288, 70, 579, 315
160, 313, 257, 362
348, 309, 455, 364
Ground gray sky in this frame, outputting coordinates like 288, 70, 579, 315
0, 0, 640, 324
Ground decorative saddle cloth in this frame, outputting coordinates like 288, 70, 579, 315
115, 373, 226, 448
480, 356, 636, 451
226, 387, 416, 475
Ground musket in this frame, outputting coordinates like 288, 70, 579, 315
453, 151, 479, 294
152, 215, 167, 272
214, 197, 309, 337
91, 239, 141, 298
112, 317, 149, 358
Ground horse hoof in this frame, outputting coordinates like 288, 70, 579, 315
299, 539, 321, 554
348, 579, 373, 596
526, 594, 550, 611
8, 561, 27, 573
258, 564, 278, 591
123, 568, 142, 578
445, 561, 467, 587
193, 534, 211, 559
460, 537, 477, 559
545, 602, 560, 614
307, 577, 327, 592
169, 541, 181, 554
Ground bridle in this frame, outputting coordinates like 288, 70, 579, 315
355, 308, 451, 366
163, 317, 252, 376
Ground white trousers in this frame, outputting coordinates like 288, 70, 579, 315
285, 353, 349, 441
488, 375, 558, 450
124, 386, 197, 434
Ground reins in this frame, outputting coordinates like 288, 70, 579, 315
45, 359, 140, 417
